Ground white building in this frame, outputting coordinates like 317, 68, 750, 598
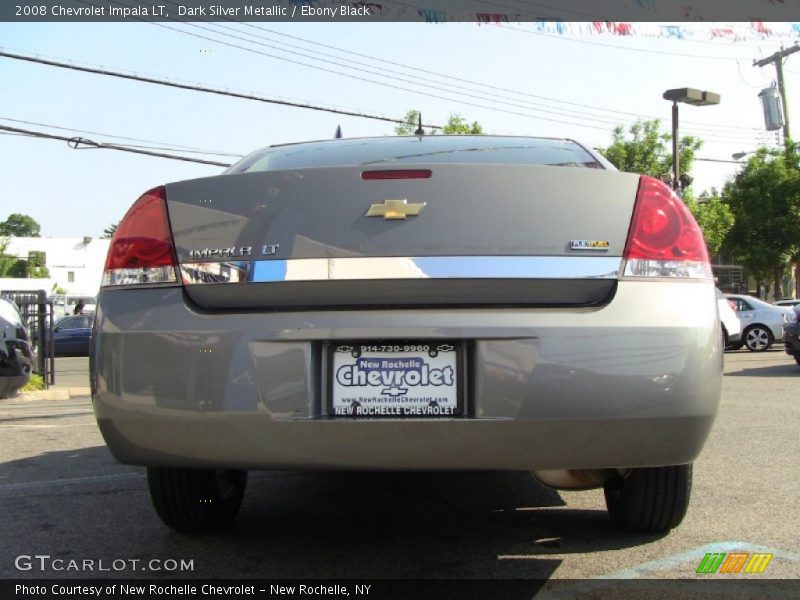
2, 236, 110, 297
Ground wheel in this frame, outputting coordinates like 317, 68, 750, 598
147, 467, 247, 532
721, 325, 728, 350
603, 464, 692, 533
795, 356, 800, 368
743, 325, 773, 352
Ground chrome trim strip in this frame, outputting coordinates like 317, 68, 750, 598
180, 256, 621, 284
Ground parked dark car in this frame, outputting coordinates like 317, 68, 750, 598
0, 298, 34, 398
783, 319, 800, 367
51, 313, 94, 356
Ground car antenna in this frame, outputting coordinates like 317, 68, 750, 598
334, 124, 343, 139
414, 113, 425, 136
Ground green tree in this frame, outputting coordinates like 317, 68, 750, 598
0, 213, 41, 237
686, 190, 735, 256
394, 109, 483, 136
441, 114, 483, 134
102, 222, 118, 239
599, 119, 702, 185
0, 240, 49, 278
0, 238, 25, 277
723, 146, 800, 298
26, 250, 49, 278
0, 239, 16, 276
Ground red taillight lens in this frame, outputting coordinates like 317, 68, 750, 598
102, 186, 178, 287
361, 169, 432, 180
622, 176, 711, 278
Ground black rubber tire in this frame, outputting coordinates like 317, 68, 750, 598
721, 326, 728, 350
795, 356, 800, 368
147, 467, 247, 532
743, 325, 774, 352
604, 464, 692, 533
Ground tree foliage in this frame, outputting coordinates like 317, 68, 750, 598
598, 119, 702, 184
722, 145, 800, 298
0, 239, 20, 277
394, 110, 483, 136
102, 222, 118, 239
686, 192, 735, 256
0, 239, 49, 278
441, 114, 483, 134
0, 213, 41, 237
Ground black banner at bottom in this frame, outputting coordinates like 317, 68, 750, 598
4, 578, 799, 600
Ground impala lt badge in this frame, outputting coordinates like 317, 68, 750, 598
570, 240, 610, 251
187, 243, 280, 259
366, 199, 426, 220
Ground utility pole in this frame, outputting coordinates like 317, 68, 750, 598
755, 44, 800, 299
754, 44, 799, 145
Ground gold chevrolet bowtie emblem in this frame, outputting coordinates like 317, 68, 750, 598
365, 199, 426, 220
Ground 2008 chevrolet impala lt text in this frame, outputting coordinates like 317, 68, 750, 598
90, 135, 722, 533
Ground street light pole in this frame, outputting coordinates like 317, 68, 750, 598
671, 101, 680, 191
662, 88, 721, 194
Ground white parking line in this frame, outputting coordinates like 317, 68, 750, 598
533, 542, 800, 599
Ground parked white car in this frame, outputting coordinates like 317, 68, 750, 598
726, 294, 794, 351
716, 289, 741, 350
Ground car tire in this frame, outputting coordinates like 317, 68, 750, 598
795, 356, 800, 368
603, 464, 692, 533
721, 325, 728, 350
147, 467, 247, 532
743, 325, 773, 352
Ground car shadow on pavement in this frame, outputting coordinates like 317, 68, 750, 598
725, 362, 799, 377
0, 448, 667, 580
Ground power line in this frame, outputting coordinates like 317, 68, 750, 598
0, 116, 243, 158
186, 21, 655, 130
0, 49, 442, 131
232, 21, 764, 135
115, 0, 757, 138
0, 124, 232, 167
1, 120, 751, 170
152, 22, 770, 143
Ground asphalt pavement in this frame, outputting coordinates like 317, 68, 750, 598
1, 350, 798, 595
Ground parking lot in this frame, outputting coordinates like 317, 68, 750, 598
1, 352, 798, 587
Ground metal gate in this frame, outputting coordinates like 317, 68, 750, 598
0, 289, 55, 387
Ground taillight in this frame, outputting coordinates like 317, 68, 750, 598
622, 176, 712, 279
101, 186, 179, 287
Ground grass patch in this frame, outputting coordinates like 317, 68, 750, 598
20, 373, 46, 392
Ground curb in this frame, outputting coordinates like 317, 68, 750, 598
14, 387, 91, 401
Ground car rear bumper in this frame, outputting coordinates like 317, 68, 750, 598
0, 345, 33, 398
784, 322, 800, 355
91, 281, 722, 470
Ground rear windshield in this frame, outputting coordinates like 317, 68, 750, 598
228, 136, 608, 174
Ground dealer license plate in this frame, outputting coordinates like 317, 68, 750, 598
330, 342, 461, 417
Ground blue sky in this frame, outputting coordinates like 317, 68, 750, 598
0, 21, 796, 237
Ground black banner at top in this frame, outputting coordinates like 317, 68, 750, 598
3, 0, 800, 23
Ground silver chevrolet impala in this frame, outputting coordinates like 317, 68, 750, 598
91, 135, 722, 533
